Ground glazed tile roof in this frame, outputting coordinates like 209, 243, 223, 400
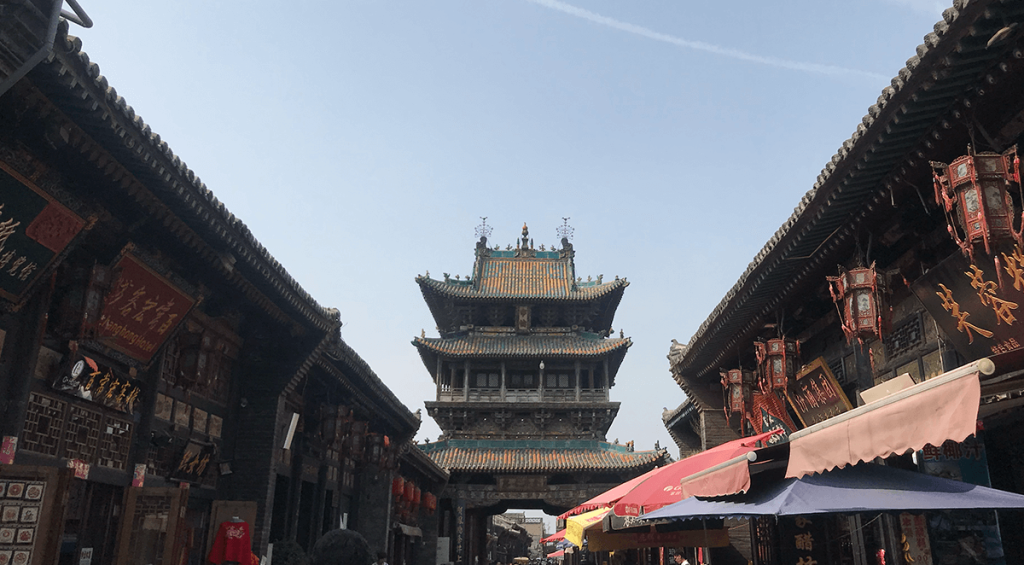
418, 439, 667, 473
24, 22, 337, 332
417, 258, 627, 301
413, 334, 631, 359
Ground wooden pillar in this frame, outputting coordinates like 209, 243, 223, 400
436, 358, 443, 399
463, 360, 470, 401
500, 361, 507, 402
538, 360, 545, 400
575, 360, 581, 402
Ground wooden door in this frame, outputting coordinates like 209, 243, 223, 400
115, 486, 189, 565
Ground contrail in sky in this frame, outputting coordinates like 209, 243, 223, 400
525, 0, 888, 81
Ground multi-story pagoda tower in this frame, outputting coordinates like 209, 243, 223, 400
414, 222, 667, 565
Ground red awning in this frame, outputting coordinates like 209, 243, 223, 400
557, 471, 654, 519
540, 529, 566, 543
611, 429, 781, 517
786, 359, 991, 479
547, 550, 565, 559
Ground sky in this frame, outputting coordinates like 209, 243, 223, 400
70, 0, 947, 521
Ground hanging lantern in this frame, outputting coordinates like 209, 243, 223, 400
404, 482, 415, 502
719, 368, 753, 417
413, 485, 421, 505
393, 477, 405, 496
932, 145, 1022, 262
423, 492, 437, 513
828, 263, 889, 344
754, 338, 799, 392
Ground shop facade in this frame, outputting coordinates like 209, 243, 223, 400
667, 1, 1024, 563
0, 14, 440, 565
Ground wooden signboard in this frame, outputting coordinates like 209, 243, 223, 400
912, 246, 1024, 360
92, 253, 195, 363
785, 357, 853, 427
52, 352, 143, 414
0, 162, 86, 305
0, 464, 73, 565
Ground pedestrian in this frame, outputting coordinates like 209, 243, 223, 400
670, 551, 689, 565
309, 529, 373, 565
377, 551, 390, 565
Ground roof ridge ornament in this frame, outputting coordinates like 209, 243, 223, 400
475, 216, 492, 242
557, 217, 574, 242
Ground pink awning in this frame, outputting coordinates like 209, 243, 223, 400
547, 550, 564, 558
557, 472, 653, 519
678, 451, 757, 499
786, 360, 992, 479
612, 429, 781, 517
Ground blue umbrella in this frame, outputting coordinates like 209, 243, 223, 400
642, 463, 1024, 521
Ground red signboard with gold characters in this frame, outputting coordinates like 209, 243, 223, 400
93, 253, 195, 363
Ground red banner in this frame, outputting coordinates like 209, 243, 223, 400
95, 253, 194, 362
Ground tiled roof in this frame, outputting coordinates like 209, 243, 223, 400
674, 0, 1024, 383
413, 334, 631, 359
418, 440, 667, 473
417, 258, 627, 301
26, 22, 338, 332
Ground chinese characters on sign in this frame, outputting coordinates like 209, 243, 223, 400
0, 163, 86, 303
778, 516, 827, 565
785, 358, 853, 427
93, 253, 195, 362
899, 513, 934, 565
170, 441, 213, 483
914, 247, 1024, 359
53, 353, 143, 414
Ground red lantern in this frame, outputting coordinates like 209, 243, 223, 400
719, 368, 753, 417
392, 477, 405, 496
932, 146, 1023, 262
423, 492, 437, 512
754, 338, 799, 392
413, 486, 421, 505
828, 264, 889, 344
404, 482, 415, 502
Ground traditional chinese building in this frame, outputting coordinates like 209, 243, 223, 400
414, 223, 668, 565
0, 9, 443, 565
667, 1, 1024, 563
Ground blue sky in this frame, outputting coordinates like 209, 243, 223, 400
73, 0, 944, 482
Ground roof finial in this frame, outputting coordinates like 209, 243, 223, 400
475, 217, 492, 241
522, 222, 529, 242
557, 217, 574, 241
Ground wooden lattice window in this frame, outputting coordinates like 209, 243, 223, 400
884, 313, 924, 359
22, 393, 66, 457
96, 416, 133, 470
64, 404, 102, 463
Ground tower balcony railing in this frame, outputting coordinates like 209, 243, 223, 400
437, 389, 609, 402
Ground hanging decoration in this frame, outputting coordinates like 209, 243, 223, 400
720, 368, 754, 419
754, 338, 799, 392
931, 145, 1023, 264
828, 263, 890, 345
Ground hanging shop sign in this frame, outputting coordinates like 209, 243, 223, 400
52, 352, 143, 414
747, 391, 797, 442
0, 162, 87, 304
90, 252, 195, 363
777, 516, 828, 565
170, 441, 214, 484
785, 357, 853, 427
912, 247, 1023, 360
